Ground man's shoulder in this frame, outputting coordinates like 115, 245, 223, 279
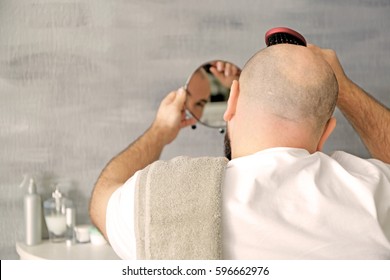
135, 156, 229, 187
330, 150, 390, 177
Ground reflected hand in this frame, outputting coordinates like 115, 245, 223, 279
210, 61, 241, 88
152, 88, 196, 145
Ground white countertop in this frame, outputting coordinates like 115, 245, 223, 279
16, 240, 120, 260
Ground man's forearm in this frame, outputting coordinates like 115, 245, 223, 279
89, 88, 191, 239
337, 80, 390, 163
89, 124, 167, 238
100, 124, 166, 186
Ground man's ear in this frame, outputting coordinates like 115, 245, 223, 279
317, 117, 337, 151
224, 80, 240, 122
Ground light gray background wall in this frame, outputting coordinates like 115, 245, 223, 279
0, 0, 389, 259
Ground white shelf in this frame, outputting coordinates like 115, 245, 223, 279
16, 240, 120, 260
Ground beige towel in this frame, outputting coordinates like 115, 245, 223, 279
134, 156, 228, 260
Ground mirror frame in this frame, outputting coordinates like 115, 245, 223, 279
184, 60, 241, 131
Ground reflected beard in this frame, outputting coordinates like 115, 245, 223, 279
224, 127, 232, 160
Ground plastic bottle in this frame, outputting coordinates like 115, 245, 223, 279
20, 176, 42, 246
65, 200, 76, 246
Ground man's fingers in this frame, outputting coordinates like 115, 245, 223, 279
174, 87, 186, 106
161, 90, 178, 105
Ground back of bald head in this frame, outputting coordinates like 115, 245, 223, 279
239, 44, 338, 132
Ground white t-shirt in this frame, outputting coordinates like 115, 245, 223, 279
106, 148, 390, 259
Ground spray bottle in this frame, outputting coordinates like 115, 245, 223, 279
20, 175, 42, 246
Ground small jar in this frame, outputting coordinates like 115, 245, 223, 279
74, 225, 91, 243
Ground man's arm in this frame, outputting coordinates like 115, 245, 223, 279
89, 88, 195, 239
337, 81, 390, 163
309, 45, 390, 163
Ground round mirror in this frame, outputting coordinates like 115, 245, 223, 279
184, 60, 241, 130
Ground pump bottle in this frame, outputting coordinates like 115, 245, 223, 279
22, 177, 42, 246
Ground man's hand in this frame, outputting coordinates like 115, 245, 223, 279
152, 88, 196, 145
307, 44, 350, 100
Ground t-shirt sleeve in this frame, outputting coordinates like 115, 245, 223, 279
106, 171, 139, 259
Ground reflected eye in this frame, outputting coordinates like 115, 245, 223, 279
196, 100, 208, 108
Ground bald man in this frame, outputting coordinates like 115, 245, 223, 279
224, 44, 338, 159
90, 44, 390, 259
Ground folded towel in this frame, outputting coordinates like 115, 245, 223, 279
134, 156, 228, 259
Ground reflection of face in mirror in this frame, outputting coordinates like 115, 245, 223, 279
185, 61, 241, 129
186, 67, 211, 121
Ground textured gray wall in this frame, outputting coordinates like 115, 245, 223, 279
1, 0, 389, 259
